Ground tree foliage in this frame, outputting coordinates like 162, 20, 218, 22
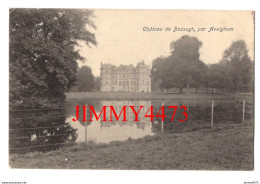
77, 66, 95, 92
93, 77, 101, 91
9, 9, 96, 109
152, 35, 208, 92
206, 63, 230, 90
220, 40, 253, 92
152, 37, 253, 93
206, 40, 253, 92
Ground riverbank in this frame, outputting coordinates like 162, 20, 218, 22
9, 120, 254, 170
66, 92, 253, 101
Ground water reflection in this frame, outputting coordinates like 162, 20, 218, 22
67, 100, 154, 144
9, 98, 254, 153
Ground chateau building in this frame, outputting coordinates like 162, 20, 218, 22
100, 61, 151, 92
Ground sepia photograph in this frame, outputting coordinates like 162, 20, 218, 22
8, 8, 255, 172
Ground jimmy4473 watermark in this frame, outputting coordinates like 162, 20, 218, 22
72, 105, 188, 122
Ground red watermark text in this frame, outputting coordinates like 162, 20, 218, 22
72, 105, 188, 122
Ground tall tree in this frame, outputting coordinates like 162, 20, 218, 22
77, 66, 95, 92
153, 35, 208, 93
151, 56, 165, 91
220, 40, 253, 92
9, 9, 96, 109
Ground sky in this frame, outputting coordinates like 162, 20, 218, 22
77, 10, 254, 77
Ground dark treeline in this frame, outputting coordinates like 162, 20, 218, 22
152, 35, 254, 93
70, 66, 100, 92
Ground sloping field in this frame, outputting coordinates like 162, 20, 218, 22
10, 121, 254, 170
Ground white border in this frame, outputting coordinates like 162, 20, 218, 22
0, 0, 258, 184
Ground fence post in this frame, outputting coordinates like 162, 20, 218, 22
85, 106, 88, 144
243, 99, 245, 122
161, 100, 164, 133
211, 100, 214, 128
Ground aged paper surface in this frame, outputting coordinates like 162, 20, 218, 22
8, 9, 254, 172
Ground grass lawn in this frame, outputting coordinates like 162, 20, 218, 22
9, 120, 254, 170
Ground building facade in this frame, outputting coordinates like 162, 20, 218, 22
100, 61, 151, 92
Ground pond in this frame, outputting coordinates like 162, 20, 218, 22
9, 98, 253, 154
67, 100, 155, 144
